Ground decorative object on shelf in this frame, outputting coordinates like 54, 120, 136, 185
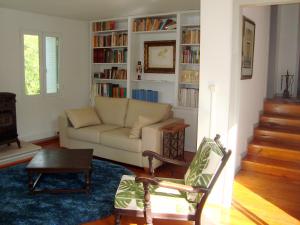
132, 89, 158, 102
92, 21, 116, 32
241, 16, 255, 80
179, 88, 199, 108
161, 122, 189, 160
136, 61, 143, 80
133, 16, 176, 32
281, 70, 295, 98
181, 46, 200, 64
144, 40, 176, 74
182, 28, 200, 44
180, 70, 199, 84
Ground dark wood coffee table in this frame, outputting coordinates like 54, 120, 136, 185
26, 148, 93, 194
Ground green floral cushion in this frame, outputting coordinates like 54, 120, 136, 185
184, 137, 224, 202
114, 175, 197, 215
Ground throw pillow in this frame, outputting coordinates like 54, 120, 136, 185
129, 116, 160, 139
184, 137, 224, 202
65, 107, 101, 129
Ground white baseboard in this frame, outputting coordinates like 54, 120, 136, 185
19, 130, 57, 142
0, 149, 40, 166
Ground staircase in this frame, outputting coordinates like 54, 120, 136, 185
242, 99, 300, 180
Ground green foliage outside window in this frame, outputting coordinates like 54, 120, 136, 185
24, 35, 40, 95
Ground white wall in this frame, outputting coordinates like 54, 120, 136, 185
274, 4, 300, 96
236, 6, 271, 167
0, 8, 90, 141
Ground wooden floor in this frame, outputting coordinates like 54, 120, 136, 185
36, 138, 300, 225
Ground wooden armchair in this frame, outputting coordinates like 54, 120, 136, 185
114, 135, 231, 225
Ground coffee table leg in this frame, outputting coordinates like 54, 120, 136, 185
85, 170, 91, 193
28, 172, 34, 193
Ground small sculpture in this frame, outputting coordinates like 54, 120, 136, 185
136, 61, 142, 80
281, 70, 295, 98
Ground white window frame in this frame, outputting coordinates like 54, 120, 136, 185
21, 30, 61, 97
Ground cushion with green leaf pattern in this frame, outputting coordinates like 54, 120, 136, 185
184, 137, 224, 202
114, 175, 197, 215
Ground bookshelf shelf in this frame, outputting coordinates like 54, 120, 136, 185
93, 29, 128, 34
179, 82, 199, 86
180, 43, 200, 46
94, 78, 127, 82
132, 30, 177, 34
93, 63, 127, 65
180, 63, 200, 66
132, 79, 175, 83
181, 24, 200, 28
93, 46, 128, 49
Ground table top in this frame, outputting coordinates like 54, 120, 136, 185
26, 149, 93, 171
161, 122, 190, 134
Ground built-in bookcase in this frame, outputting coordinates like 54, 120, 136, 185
90, 11, 200, 150
91, 18, 129, 98
178, 11, 200, 109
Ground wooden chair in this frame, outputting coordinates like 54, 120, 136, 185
114, 134, 232, 225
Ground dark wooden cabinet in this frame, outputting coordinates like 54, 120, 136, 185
0, 92, 20, 148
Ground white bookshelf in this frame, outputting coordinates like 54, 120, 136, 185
89, 10, 200, 151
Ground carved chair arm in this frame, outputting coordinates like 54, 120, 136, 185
135, 176, 208, 194
143, 150, 189, 175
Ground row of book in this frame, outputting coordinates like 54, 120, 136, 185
179, 88, 199, 108
180, 70, 199, 84
93, 49, 127, 63
93, 83, 127, 98
132, 17, 176, 32
181, 47, 200, 64
94, 67, 127, 80
93, 33, 128, 48
92, 21, 116, 32
182, 29, 200, 44
132, 89, 158, 102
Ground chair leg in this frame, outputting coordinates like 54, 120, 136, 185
115, 213, 121, 225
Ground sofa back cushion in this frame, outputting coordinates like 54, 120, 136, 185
125, 99, 171, 128
65, 107, 101, 129
95, 96, 128, 127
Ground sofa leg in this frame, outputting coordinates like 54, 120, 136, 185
115, 214, 121, 225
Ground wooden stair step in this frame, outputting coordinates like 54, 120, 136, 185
242, 155, 300, 180
260, 113, 300, 128
264, 99, 300, 117
249, 139, 300, 162
255, 125, 300, 144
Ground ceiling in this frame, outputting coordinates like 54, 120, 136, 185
0, 0, 200, 21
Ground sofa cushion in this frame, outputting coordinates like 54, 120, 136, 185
100, 128, 142, 153
94, 96, 128, 127
67, 124, 120, 144
125, 99, 171, 128
114, 175, 196, 215
65, 107, 101, 129
129, 116, 161, 139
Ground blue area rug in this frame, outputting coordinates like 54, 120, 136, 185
0, 159, 132, 225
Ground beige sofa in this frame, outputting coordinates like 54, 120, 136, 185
59, 97, 183, 169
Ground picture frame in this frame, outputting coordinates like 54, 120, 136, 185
241, 16, 255, 80
144, 40, 176, 74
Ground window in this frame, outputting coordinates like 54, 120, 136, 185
23, 32, 60, 96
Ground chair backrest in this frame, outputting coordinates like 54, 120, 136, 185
184, 134, 231, 203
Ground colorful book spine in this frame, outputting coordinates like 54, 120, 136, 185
131, 89, 158, 102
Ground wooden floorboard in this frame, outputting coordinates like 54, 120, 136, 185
32, 138, 300, 224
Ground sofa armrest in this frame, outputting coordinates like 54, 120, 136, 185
141, 117, 184, 169
58, 113, 71, 147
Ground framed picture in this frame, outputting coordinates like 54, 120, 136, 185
144, 40, 176, 73
241, 16, 255, 80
